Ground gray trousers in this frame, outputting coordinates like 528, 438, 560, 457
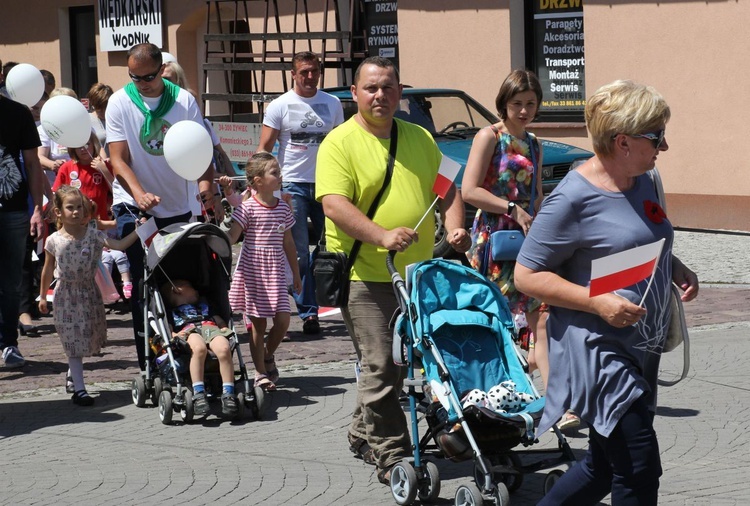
342, 281, 410, 470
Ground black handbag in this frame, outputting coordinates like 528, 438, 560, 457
312, 121, 398, 307
488, 132, 539, 264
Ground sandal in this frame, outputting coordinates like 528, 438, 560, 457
348, 433, 376, 466
557, 410, 581, 432
254, 373, 276, 392
264, 355, 279, 383
377, 465, 393, 486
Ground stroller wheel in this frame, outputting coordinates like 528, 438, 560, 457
454, 483, 483, 506
491, 483, 510, 506
180, 389, 194, 423
252, 386, 266, 420
417, 461, 441, 503
236, 392, 247, 420
132, 376, 147, 407
390, 460, 418, 505
152, 377, 164, 406
158, 390, 174, 425
495, 454, 523, 493
543, 469, 565, 495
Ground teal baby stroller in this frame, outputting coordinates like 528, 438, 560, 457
386, 255, 575, 506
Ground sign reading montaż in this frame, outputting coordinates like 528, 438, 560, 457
98, 0, 163, 52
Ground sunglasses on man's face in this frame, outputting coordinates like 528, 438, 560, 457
128, 67, 162, 83
630, 129, 665, 149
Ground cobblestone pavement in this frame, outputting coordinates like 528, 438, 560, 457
0, 230, 748, 505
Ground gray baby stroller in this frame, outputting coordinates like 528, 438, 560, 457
130, 222, 266, 424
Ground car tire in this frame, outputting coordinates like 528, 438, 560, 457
433, 209, 453, 258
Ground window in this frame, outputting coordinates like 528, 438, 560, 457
525, 0, 585, 123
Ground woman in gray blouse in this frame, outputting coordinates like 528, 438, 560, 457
515, 80, 699, 505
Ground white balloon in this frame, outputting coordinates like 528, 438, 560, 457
163, 120, 213, 181
161, 52, 177, 64
5, 63, 45, 107
40, 95, 92, 148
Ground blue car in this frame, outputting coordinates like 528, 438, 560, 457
324, 87, 593, 257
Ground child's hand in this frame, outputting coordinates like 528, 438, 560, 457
91, 157, 106, 173
218, 175, 234, 195
38, 299, 48, 315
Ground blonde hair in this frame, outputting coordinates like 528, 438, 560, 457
162, 61, 187, 89
49, 87, 78, 99
585, 80, 671, 157
245, 152, 278, 188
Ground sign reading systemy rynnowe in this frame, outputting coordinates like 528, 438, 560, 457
98, 0, 163, 52
364, 0, 399, 69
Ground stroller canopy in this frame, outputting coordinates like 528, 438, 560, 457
145, 222, 232, 280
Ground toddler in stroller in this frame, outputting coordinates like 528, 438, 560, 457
161, 279, 238, 418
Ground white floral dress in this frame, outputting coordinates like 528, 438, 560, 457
45, 225, 108, 357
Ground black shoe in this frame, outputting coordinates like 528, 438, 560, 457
72, 390, 94, 406
221, 393, 238, 417
193, 392, 209, 416
302, 316, 320, 334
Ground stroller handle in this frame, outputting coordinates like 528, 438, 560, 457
386, 250, 398, 277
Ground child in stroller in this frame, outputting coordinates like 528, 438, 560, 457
161, 279, 238, 418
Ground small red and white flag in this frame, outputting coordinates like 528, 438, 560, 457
589, 239, 665, 298
432, 156, 462, 199
136, 217, 159, 248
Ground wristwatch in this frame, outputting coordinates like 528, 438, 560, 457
507, 201, 516, 216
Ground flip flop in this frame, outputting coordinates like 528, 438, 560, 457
254, 373, 276, 392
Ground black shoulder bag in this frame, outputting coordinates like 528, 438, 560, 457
313, 121, 398, 307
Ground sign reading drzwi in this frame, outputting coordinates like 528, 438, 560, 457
98, 0, 163, 52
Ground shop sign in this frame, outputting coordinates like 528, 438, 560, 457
98, 0, 163, 52
364, 0, 399, 68
532, 0, 585, 115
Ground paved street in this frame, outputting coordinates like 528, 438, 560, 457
1, 230, 749, 505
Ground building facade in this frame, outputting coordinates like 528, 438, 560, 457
2, 0, 746, 230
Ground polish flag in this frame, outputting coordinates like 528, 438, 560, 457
432, 156, 462, 199
589, 239, 665, 297
136, 217, 159, 248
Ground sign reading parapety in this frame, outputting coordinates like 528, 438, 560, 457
98, 0, 163, 52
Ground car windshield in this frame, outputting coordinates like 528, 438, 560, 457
395, 95, 495, 135
338, 93, 496, 136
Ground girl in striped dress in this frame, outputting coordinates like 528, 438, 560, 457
227, 152, 301, 391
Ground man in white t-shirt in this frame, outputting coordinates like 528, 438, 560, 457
107, 43, 222, 370
258, 52, 344, 335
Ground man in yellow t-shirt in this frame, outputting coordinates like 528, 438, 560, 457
316, 56, 470, 485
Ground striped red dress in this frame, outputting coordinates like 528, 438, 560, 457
228, 196, 295, 318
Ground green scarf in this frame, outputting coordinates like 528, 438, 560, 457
124, 78, 180, 144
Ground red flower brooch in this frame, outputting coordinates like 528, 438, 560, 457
644, 200, 667, 224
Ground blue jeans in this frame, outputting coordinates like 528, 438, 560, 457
0, 211, 30, 350
539, 396, 662, 506
113, 203, 192, 370
283, 182, 324, 320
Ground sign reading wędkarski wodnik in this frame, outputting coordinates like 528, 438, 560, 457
98, 0, 163, 52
